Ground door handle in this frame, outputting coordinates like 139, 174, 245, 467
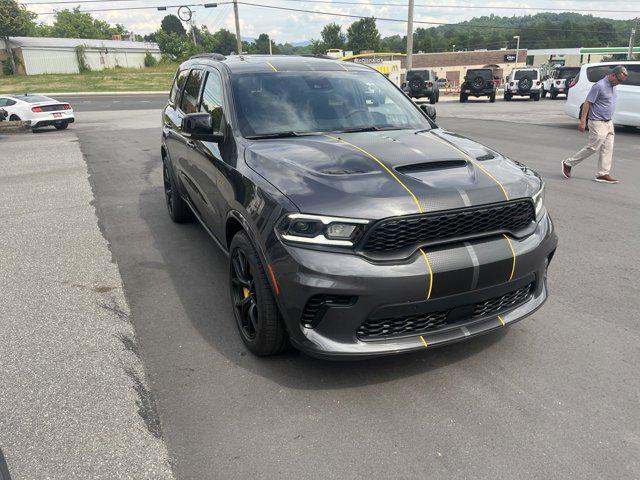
186, 140, 196, 149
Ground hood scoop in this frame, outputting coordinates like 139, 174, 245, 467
475, 153, 496, 161
396, 160, 467, 173
321, 168, 367, 175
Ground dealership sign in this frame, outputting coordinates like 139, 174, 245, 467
504, 54, 517, 62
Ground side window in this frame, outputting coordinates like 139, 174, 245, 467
179, 69, 204, 114
5, 99, 16, 106
169, 69, 189, 105
0, 98, 6, 107
200, 70, 225, 132
624, 64, 640, 87
587, 65, 613, 83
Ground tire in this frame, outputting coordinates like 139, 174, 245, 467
459, 93, 468, 103
533, 93, 540, 102
162, 159, 193, 223
229, 231, 289, 356
429, 94, 436, 105
489, 92, 496, 103
541, 88, 547, 98
550, 90, 558, 100
55, 122, 69, 130
9, 114, 20, 121
504, 92, 512, 101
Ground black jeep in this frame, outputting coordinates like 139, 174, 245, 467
460, 68, 496, 103
403, 69, 439, 104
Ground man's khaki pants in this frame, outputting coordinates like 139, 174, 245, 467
565, 119, 614, 176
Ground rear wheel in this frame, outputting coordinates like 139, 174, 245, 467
229, 231, 289, 356
489, 92, 496, 103
532, 93, 541, 101
541, 88, 547, 98
550, 90, 558, 100
429, 94, 436, 105
9, 114, 20, 121
55, 122, 69, 130
459, 93, 468, 103
504, 92, 512, 101
163, 160, 193, 223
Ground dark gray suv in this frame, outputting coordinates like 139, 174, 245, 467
161, 54, 557, 359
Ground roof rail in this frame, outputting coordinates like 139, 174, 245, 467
299, 54, 332, 60
189, 53, 226, 61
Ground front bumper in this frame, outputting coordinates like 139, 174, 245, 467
269, 213, 557, 359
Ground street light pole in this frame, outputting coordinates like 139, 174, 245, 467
233, 0, 242, 55
513, 35, 520, 64
269, 36, 273, 55
452, 44, 455, 52
406, 0, 414, 70
628, 17, 638, 60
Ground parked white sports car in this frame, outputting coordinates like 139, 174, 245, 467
0, 94, 75, 130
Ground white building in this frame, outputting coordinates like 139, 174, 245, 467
529, 46, 640, 68
0, 36, 161, 75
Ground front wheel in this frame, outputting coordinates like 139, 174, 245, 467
229, 231, 289, 356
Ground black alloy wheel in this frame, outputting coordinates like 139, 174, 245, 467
231, 247, 259, 341
471, 75, 485, 91
229, 231, 289, 356
163, 163, 174, 217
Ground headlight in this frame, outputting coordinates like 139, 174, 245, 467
278, 213, 370, 247
532, 183, 545, 218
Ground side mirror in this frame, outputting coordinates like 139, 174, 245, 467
420, 104, 436, 121
182, 111, 224, 142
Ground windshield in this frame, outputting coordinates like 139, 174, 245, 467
231, 71, 430, 138
513, 70, 537, 80
556, 68, 580, 79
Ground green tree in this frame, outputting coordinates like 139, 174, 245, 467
155, 30, 190, 60
321, 23, 345, 50
347, 17, 380, 54
380, 34, 404, 52
252, 33, 276, 54
160, 14, 186, 36
0, 0, 36, 74
46, 8, 125, 39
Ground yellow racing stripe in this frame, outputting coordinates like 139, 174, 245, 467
420, 335, 428, 348
503, 234, 516, 281
419, 248, 434, 300
265, 61, 278, 72
498, 315, 505, 326
324, 135, 423, 213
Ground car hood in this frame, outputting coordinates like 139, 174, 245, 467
244, 128, 541, 219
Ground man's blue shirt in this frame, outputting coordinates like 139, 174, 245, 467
586, 76, 617, 121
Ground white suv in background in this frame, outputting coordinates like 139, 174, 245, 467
565, 61, 640, 128
542, 66, 581, 99
504, 68, 543, 101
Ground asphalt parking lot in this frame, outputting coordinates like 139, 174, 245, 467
2, 96, 639, 479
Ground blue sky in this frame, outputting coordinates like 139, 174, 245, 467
28, 0, 640, 44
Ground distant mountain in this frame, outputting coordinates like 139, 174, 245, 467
290, 40, 312, 47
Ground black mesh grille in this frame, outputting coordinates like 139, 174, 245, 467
357, 282, 534, 340
38, 104, 67, 112
473, 282, 534, 318
301, 295, 356, 327
361, 200, 535, 253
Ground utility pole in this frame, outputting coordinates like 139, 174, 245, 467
513, 35, 520, 64
190, 17, 197, 46
269, 36, 273, 55
628, 17, 638, 60
405, 0, 414, 70
233, 0, 242, 55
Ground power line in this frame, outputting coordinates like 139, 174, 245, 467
33, 1, 231, 14
271, 0, 640, 15
22, 0, 640, 10
236, 2, 633, 33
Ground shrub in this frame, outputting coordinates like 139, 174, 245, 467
75, 45, 91, 73
144, 51, 158, 67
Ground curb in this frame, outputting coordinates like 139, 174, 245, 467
0, 121, 32, 133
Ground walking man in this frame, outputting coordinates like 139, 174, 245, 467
562, 65, 628, 184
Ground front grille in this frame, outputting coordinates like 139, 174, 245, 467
473, 282, 534, 318
357, 282, 534, 341
301, 294, 356, 328
361, 200, 535, 253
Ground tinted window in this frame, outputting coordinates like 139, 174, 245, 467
587, 64, 639, 86
200, 70, 225, 131
407, 70, 431, 81
0, 98, 7, 107
513, 70, 537, 80
169, 69, 189, 104
180, 69, 204, 114
231, 71, 429, 137
467, 70, 492, 79
556, 68, 580, 79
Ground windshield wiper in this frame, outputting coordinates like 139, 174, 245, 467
333, 126, 404, 134
245, 131, 321, 139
